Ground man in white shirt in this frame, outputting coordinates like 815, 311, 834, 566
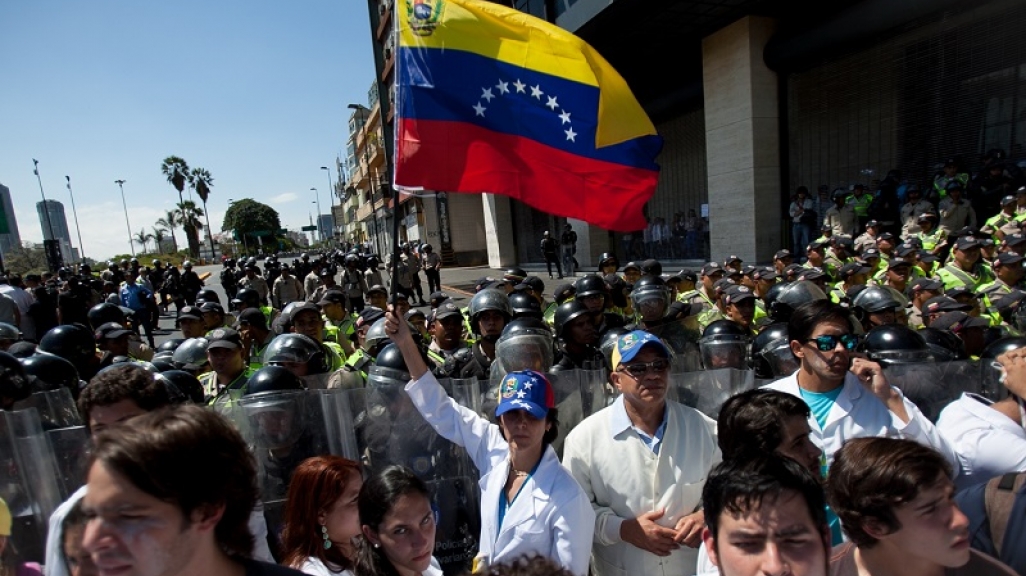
763, 299, 956, 475
938, 341, 1026, 489
563, 330, 721, 576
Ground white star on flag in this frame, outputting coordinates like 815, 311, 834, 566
514, 79, 526, 93
524, 381, 534, 389
496, 80, 509, 94
516, 390, 527, 399
546, 96, 559, 110
473, 102, 487, 117
565, 127, 577, 142
559, 110, 571, 124
481, 87, 495, 102
530, 85, 544, 99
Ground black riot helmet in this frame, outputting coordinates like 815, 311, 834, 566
851, 286, 904, 328
367, 343, 424, 394
750, 323, 796, 379
171, 337, 211, 373
509, 292, 543, 320
917, 327, 968, 362
764, 281, 828, 323
150, 356, 177, 373
20, 354, 80, 393
574, 275, 607, 299
261, 334, 329, 375
630, 275, 670, 320
699, 320, 750, 370
981, 336, 1026, 400
598, 252, 619, 271
157, 338, 187, 354
243, 366, 305, 397
468, 289, 513, 335
235, 288, 262, 309
38, 324, 97, 373
503, 267, 528, 284
554, 300, 593, 340
857, 324, 933, 365
87, 303, 125, 330
494, 317, 555, 374
0, 351, 31, 407
154, 370, 204, 404
196, 288, 220, 306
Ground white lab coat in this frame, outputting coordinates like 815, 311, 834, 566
561, 397, 721, 576
763, 371, 957, 470
937, 393, 1026, 489
405, 373, 595, 576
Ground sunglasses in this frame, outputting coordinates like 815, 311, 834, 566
806, 334, 859, 352
619, 358, 670, 378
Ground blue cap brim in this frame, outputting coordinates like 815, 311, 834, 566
495, 399, 548, 420
618, 337, 671, 365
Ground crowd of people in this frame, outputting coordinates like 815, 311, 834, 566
5, 166, 1026, 576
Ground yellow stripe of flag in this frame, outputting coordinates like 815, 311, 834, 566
398, 0, 656, 148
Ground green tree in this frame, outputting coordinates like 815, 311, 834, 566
4, 243, 48, 275
222, 199, 282, 253
161, 156, 190, 204
190, 167, 216, 258
152, 227, 167, 253
176, 200, 204, 258
156, 210, 179, 253
133, 228, 155, 253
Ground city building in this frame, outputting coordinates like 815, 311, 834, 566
317, 214, 333, 244
36, 199, 77, 264
0, 184, 22, 256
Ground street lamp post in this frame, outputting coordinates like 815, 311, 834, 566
31, 159, 58, 252
310, 187, 323, 244
65, 176, 86, 263
115, 179, 135, 256
321, 166, 338, 246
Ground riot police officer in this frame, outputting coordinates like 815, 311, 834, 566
448, 289, 511, 379
552, 299, 603, 372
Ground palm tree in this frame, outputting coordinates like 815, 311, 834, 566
133, 228, 155, 254
156, 210, 180, 253
176, 201, 205, 258
152, 227, 167, 254
161, 156, 190, 205
190, 167, 216, 259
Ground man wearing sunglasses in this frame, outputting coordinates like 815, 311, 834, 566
563, 330, 721, 576
764, 300, 956, 477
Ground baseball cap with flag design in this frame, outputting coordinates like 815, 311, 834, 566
495, 370, 556, 420
611, 330, 671, 370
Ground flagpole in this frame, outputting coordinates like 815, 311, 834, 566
66, 176, 86, 263
32, 159, 59, 247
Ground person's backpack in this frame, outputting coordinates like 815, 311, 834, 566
957, 472, 1026, 574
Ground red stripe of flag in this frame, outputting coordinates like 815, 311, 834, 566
395, 118, 656, 232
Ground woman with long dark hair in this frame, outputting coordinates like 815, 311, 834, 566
385, 309, 594, 576
281, 456, 363, 576
353, 465, 441, 576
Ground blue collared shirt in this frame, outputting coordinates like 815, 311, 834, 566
609, 395, 668, 454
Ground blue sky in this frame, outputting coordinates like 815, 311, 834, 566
0, 0, 376, 260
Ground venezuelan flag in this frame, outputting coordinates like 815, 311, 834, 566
394, 0, 662, 232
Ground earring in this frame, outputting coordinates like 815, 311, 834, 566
321, 525, 331, 550
373, 543, 380, 549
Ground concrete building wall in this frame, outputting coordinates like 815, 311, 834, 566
0, 184, 21, 255
447, 193, 488, 265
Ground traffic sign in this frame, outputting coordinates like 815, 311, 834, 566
301, 225, 317, 231
250, 230, 273, 237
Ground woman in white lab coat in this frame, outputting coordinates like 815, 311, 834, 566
385, 309, 595, 576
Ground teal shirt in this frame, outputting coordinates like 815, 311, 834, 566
798, 386, 845, 545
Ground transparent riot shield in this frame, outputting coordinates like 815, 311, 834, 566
46, 425, 91, 498
0, 409, 64, 564
670, 368, 758, 419
548, 371, 584, 457
230, 389, 336, 555
646, 317, 701, 366
439, 377, 484, 419
356, 378, 482, 574
882, 361, 969, 422
314, 388, 364, 461
11, 388, 82, 430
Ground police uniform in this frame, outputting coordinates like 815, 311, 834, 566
854, 232, 878, 254
900, 199, 934, 239
200, 367, 255, 404
936, 262, 995, 292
